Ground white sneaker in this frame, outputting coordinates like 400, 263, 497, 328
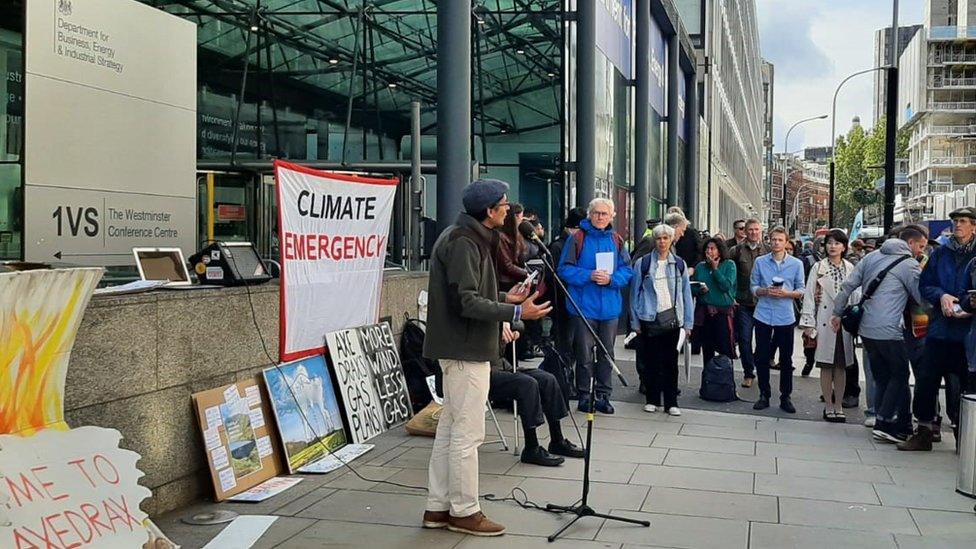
864, 416, 876, 428
643, 404, 656, 413
667, 407, 682, 416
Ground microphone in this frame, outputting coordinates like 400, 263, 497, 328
518, 220, 549, 254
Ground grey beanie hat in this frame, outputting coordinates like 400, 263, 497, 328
462, 179, 509, 215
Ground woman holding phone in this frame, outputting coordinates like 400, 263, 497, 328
691, 237, 738, 366
799, 229, 857, 422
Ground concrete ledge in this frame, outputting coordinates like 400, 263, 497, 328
63, 271, 428, 516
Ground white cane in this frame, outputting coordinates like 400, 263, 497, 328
512, 342, 520, 455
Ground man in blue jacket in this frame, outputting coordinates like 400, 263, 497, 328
557, 198, 634, 414
899, 207, 976, 451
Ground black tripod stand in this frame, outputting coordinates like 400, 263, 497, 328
529, 239, 650, 542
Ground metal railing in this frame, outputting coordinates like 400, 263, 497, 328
931, 76, 976, 88
933, 51, 976, 64
911, 124, 976, 146
927, 155, 976, 166
931, 101, 976, 111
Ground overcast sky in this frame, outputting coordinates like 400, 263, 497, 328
757, 0, 924, 153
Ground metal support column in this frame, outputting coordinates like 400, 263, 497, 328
666, 33, 680, 208
633, 0, 650, 237
883, 0, 899, 233
576, 0, 597, 207
685, 69, 700, 225
410, 102, 423, 270
436, 0, 471, 232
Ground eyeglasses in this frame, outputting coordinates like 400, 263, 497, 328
492, 200, 511, 209
591, 211, 612, 218
734, 226, 745, 231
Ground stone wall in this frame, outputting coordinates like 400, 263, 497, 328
63, 270, 429, 516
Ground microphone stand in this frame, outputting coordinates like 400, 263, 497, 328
525, 231, 650, 541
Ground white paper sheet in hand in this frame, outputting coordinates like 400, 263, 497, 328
595, 252, 615, 275
676, 329, 687, 351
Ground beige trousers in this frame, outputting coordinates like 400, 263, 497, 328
425, 359, 490, 517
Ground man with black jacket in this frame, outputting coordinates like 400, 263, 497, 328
729, 219, 769, 388
422, 179, 551, 537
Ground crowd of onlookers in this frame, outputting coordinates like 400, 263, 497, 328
421, 179, 974, 537
529, 198, 976, 452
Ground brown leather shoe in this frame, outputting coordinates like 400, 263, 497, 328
897, 426, 933, 452
447, 512, 506, 536
741, 377, 754, 388
422, 510, 450, 529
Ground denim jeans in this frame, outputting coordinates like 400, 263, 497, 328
862, 338, 911, 433
753, 320, 795, 399
573, 317, 618, 398
735, 305, 757, 378
862, 345, 876, 416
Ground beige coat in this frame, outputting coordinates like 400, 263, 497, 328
799, 258, 857, 366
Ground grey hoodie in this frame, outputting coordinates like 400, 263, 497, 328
832, 239, 923, 341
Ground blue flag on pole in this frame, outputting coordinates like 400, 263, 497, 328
850, 209, 864, 241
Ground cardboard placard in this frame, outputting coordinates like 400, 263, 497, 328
0, 426, 152, 548
326, 322, 413, 444
263, 356, 349, 473
192, 377, 283, 501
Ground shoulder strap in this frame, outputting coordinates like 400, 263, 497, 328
860, 255, 912, 303
571, 230, 586, 264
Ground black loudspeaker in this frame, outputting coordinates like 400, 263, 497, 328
188, 242, 272, 286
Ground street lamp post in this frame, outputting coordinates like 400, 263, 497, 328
828, 66, 889, 227
782, 114, 828, 226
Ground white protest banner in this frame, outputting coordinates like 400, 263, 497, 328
326, 322, 413, 443
275, 160, 398, 362
0, 426, 152, 548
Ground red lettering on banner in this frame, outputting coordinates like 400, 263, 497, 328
44, 512, 74, 549
30, 466, 69, 502
67, 459, 96, 489
319, 234, 332, 259
92, 455, 120, 486
63, 511, 93, 546
281, 232, 390, 261
307, 235, 318, 260
13, 528, 41, 549
80, 502, 112, 536
5, 473, 45, 508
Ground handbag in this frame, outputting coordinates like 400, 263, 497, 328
638, 258, 681, 337
641, 308, 679, 337
841, 255, 911, 335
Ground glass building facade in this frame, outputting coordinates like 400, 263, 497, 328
3, 0, 699, 264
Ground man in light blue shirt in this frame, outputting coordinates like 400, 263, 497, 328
750, 226, 806, 413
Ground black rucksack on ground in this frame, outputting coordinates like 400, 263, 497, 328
699, 355, 738, 402
399, 317, 438, 412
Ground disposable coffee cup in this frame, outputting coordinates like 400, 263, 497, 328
771, 277, 784, 287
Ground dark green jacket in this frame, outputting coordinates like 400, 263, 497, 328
691, 259, 737, 307
423, 213, 517, 363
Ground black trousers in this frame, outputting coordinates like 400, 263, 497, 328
489, 368, 569, 433
639, 328, 681, 408
754, 320, 794, 399
700, 311, 735, 366
913, 338, 966, 427
862, 338, 912, 433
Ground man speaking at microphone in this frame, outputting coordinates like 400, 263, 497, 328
422, 179, 551, 537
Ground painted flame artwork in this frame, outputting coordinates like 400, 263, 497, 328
0, 268, 103, 435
